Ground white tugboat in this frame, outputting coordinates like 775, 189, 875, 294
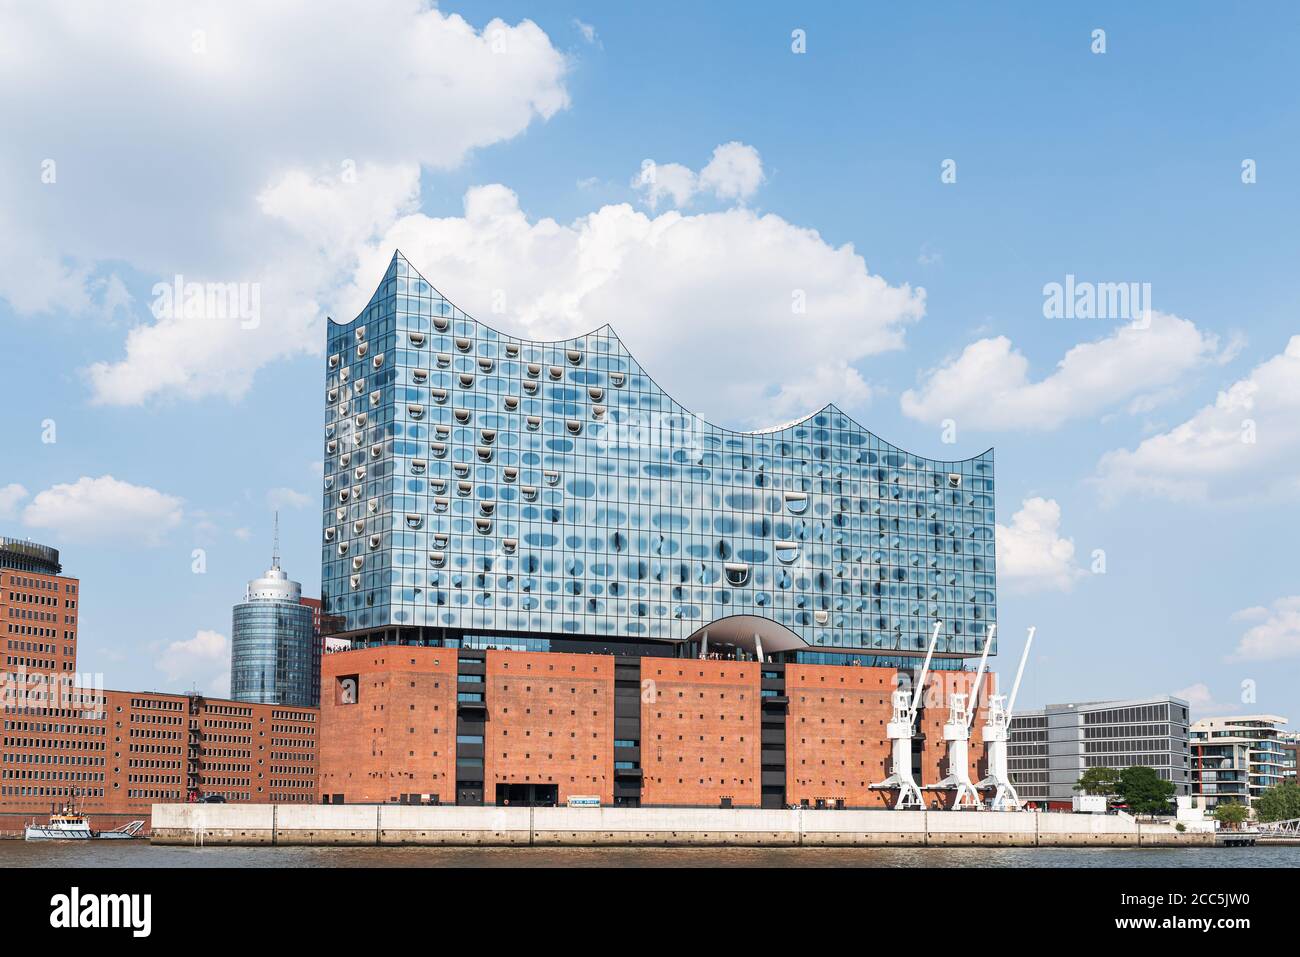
24, 803, 144, 841
24, 805, 92, 840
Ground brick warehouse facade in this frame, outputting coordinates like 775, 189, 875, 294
0, 686, 319, 833
640, 660, 761, 807
1, 538, 80, 677
484, 651, 615, 806
0, 539, 319, 834
320, 647, 994, 809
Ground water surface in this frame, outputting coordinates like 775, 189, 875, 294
2, 842, 1294, 868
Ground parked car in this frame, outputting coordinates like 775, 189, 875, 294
198, 795, 226, 804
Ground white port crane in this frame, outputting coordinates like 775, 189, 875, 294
978, 625, 1037, 811
927, 624, 995, 809
870, 620, 942, 809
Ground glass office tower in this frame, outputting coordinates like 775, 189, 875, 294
231, 554, 317, 707
321, 252, 996, 665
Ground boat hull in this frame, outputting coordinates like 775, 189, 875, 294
25, 825, 93, 840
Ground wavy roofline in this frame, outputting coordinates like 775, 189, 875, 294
328, 250, 994, 464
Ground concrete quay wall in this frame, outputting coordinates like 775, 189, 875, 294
151, 804, 1212, 848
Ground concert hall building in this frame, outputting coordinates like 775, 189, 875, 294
318, 252, 998, 809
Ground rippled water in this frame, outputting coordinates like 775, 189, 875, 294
2, 841, 1296, 868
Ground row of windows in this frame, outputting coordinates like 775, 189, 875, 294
0, 572, 77, 591
2, 752, 105, 765
1082, 754, 1182, 769
1083, 703, 1183, 725
1084, 738, 1179, 755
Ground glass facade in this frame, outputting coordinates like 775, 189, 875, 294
230, 569, 317, 707
320, 252, 997, 661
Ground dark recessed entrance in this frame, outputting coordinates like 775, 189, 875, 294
495, 783, 559, 807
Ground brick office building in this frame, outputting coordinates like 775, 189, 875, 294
1, 537, 80, 677
319, 646, 992, 808
0, 537, 318, 833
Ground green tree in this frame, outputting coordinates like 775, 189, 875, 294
1253, 780, 1300, 823
1074, 766, 1121, 796
1117, 765, 1176, 815
1213, 802, 1249, 829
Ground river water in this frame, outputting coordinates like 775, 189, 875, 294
2, 842, 1296, 868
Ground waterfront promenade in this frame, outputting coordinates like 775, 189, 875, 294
152, 804, 1211, 848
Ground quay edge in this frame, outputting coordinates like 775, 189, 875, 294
150, 804, 1214, 848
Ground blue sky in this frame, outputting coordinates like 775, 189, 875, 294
2, 1, 1298, 718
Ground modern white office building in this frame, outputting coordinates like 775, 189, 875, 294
1008, 695, 1191, 807
1190, 714, 1291, 810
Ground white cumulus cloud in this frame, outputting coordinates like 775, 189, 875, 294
697, 142, 766, 202
634, 161, 698, 209
1096, 336, 1300, 503
341, 182, 924, 427
86, 161, 422, 406
901, 312, 1226, 431
1170, 681, 1238, 718
994, 497, 1087, 594
157, 629, 230, 697
633, 141, 765, 210
0, 2, 570, 401
267, 487, 312, 510
1173, 682, 1215, 709
0, 483, 27, 520
21, 475, 183, 545
1229, 597, 1300, 662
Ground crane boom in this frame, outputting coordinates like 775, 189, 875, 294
908, 620, 943, 722
871, 620, 943, 809
1006, 626, 1036, 717
965, 624, 995, 730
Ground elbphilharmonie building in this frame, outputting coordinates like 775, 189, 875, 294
320, 252, 996, 668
